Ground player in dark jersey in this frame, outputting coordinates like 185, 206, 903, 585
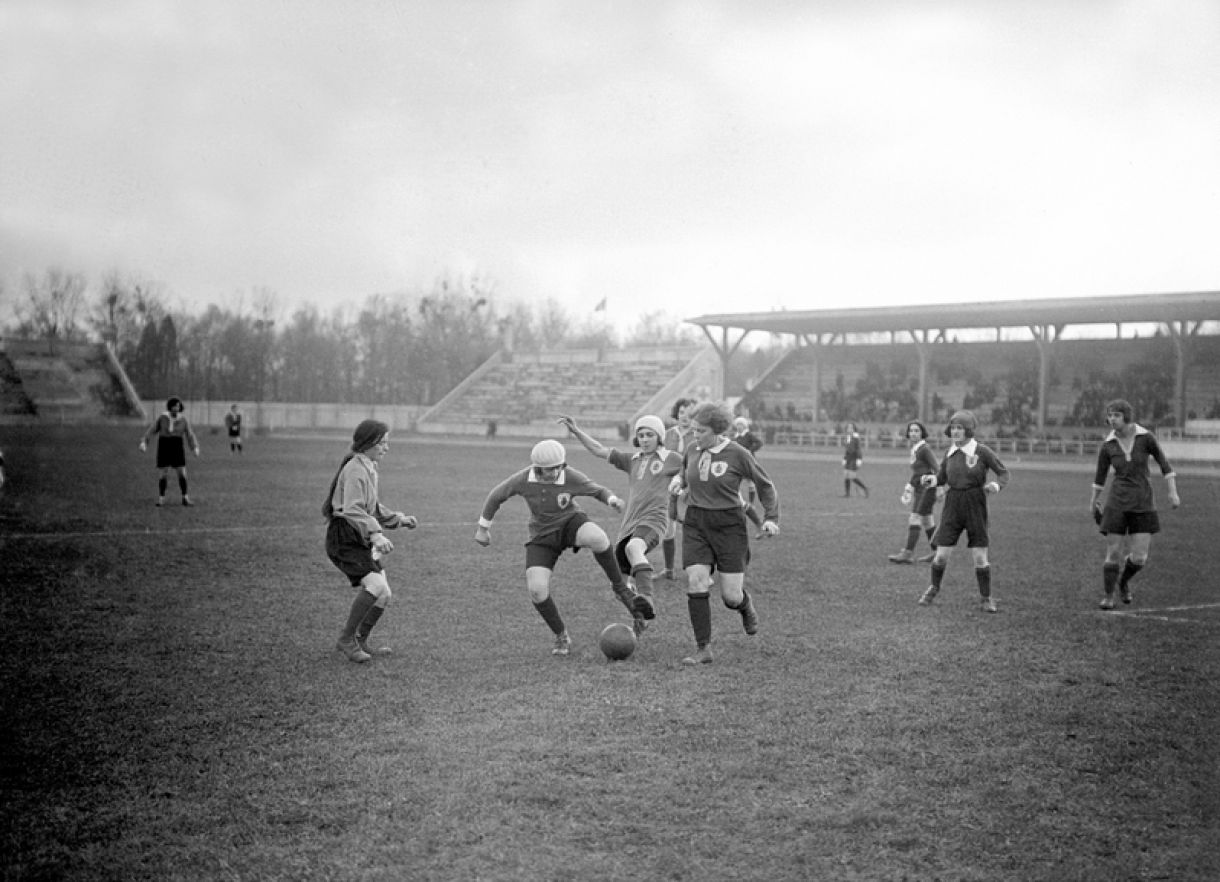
670, 402, 779, 666
660, 397, 697, 579
558, 413, 682, 634
138, 396, 200, 506
888, 420, 940, 564
841, 422, 869, 497
917, 410, 1009, 612
224, 404, 243, 454
1090, 399, 1180, 609
474, 439, 655, 656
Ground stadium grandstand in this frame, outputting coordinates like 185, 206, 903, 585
0, 338, 143, 422
684, 291, 1220, 443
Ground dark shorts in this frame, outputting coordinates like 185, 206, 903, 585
156, 436, 187, 469
682, 506, 749, 575
1099, 508, 1160, 536
228, 428, 241, 438
525, 511, 591, 570
326, 518, 382, 586
913, 486, 937, 517
933, 489, 990, 549
614, 524, 662, 574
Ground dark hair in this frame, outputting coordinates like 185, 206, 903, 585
322, 420, 390, 518
1105, 399, 1134, 424
670, 397, 696, 420
688, 401, 732, 435
166, 396, 183, 413
906, 420, 928, 440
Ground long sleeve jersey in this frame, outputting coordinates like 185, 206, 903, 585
934, 438, 1009, 493
1093, 425, 1174, 513
141, 411, 199, 450
328, 452, 404, 543
677, 438, 779, 522
479, 465, 615, 541
906, 440, 939, 488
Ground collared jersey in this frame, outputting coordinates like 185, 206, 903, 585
329, 452, 401, 542
906, 439, 939, 488
142, 411, 199, 449
606, 446, 682, 536
934, 438, 1009, 492
678, 437, 779, 522
1093, 425, 1174, 513
665, 424, 696, 455
480, 465, 614, 541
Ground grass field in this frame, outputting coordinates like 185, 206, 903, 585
2, 424, 1218, 881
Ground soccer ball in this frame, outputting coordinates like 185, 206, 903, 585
598, 623, 637, 661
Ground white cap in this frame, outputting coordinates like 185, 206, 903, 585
530, 438, 566, 468
633, 415, 666, 438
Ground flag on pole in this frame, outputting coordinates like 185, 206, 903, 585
594, 297, 607, 312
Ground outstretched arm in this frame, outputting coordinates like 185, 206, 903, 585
556, 415, 610, 460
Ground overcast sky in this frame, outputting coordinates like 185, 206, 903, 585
2, 0, 1217, 331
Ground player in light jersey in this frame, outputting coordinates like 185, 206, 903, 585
474, 439, 655, 656
669, 402, 779, 666
557, 413, 682, 634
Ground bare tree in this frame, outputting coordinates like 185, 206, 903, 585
14, 268, 89, 344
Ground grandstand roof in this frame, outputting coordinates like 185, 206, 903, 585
684, 291, 1220, 338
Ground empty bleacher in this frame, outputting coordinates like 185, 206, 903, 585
0, 339, 143, 421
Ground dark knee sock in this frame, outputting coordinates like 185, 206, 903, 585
342, 589, 379, 639
975, 565, 991, 598
854, 478, 868, 491
728, 588, 755, 614
158, 476, 168, 497
1103, 562, 1120, 595
1119, 558, 1144, 587
687, 594, 712, 647
745, 506, 763, 527
843, 479, 851, 496
631, 563, 655, 598
593, 548, 625, 587
925, 527, 936, 549
357, 605, 385, 640
533, 597, 565, 635
931, 562, 946, 589
178, 474, 189, 496
904, 525, 921, 552
662, 538, 675, 570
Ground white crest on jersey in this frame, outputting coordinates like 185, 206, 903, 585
557, 493, 572, 508
711, 462, 728, 477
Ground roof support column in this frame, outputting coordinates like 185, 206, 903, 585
800, 333, 830, 424
1165, 320, 1202, 428
1029, 324, 1062, 433
907, 329, 933, 423
698, 324, 751, 401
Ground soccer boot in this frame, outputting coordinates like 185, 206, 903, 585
981, 597, 997, 613
682, 645, 714, 666
1119, 583, 1133, 605
631, 592, 656, 621
888, 550, 915, 564
660, 568, 675, 581
336, 636, 371, 663
357, 635, 393, 657
739, 601, 759, 636
918, 585, 938, 606
916, 552, 936, 563
552, 631, 572, 656
632, 615, 649, 637
1099, 595, 1115, 610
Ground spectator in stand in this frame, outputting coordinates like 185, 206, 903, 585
1090, 399, 1180, 610
841, 422, 869, 497
888, 420, 940, 564
138, 396, 200, 506
917, 410, 1010, 612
